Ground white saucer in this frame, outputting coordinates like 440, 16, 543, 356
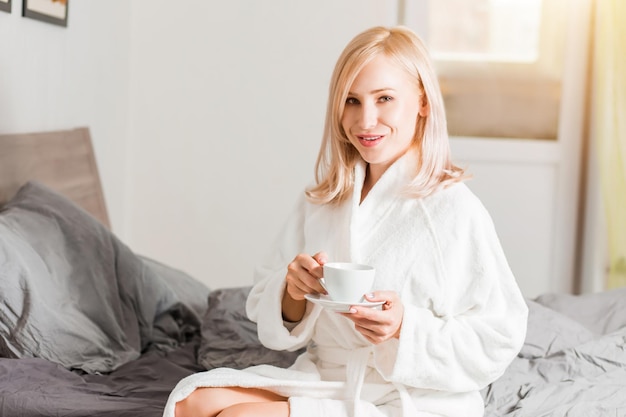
304, 294, 384, 312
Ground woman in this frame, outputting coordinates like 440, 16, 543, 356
166, 25, 528, 417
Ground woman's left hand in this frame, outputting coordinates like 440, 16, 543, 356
340, 291, 404, 344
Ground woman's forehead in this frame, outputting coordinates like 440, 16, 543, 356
348, 55, 416, 93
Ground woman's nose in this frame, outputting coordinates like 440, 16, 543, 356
358, 102, 378, 129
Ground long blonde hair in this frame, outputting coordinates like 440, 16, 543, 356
306, 26, 467, 205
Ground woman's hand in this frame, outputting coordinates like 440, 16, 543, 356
341, 291, 404, 344
284, 252, 328, 301
281, 252, 327, 322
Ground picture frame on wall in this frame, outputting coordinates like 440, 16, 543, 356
0, 0, 11, 14
23, 0, 68, 27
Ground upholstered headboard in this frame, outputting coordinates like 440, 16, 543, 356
0, 127, 110, 228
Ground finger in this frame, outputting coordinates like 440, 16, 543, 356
345, 305, 386, 322
364, 291, 402, 312
289, 272, 323, 297
342, 306, 401, 340
287, 256, 319, 282
313, 251, 328, 267
364, 290, 397, 302
285, 276, 310, 300
296, 253, 326, 293
287, 258, 326, 296
294, 252, 326, 278
352, 322, 387, 345
339, 308, 383, 329
306, 275, 327, 295
314, 278, 327, 295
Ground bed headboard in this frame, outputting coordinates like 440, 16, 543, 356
0, 127, 110, 228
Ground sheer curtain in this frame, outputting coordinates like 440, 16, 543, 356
593, 0, 626, 288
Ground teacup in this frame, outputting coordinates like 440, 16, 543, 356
321, 262, 375, 303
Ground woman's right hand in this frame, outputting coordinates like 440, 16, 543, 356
284, 252, 328, 301
281, 252, 327, 322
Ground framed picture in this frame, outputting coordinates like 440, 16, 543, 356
23, 0, 68, 27
0, 0, 11, 14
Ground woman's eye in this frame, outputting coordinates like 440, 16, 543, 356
346, 97, 359, 105
379, 96, 393, 102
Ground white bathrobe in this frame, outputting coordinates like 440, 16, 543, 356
163, 153, 528, 417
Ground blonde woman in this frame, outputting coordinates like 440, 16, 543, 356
166, 25, 527, 417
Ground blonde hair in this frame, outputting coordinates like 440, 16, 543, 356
306, 26, 468, 205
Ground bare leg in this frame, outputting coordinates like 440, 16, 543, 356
217, 401, 289, 417
175, 386, 288, 417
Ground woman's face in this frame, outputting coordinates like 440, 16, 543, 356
341, 54, 425, 178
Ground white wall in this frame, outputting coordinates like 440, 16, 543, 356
126, 0, 398, 288
0, 0, 131, 234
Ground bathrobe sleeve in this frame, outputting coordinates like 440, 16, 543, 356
373, 186, 528, 392
246, 193, 322, 353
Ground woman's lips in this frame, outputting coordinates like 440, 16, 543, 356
357, 135, 384, 147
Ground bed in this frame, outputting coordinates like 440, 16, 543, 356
0, 127, 625, 417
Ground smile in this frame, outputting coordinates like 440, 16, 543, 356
360, 135, 382, 141
357, 135, 384, 147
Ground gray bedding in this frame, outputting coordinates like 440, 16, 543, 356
0, 182, 208, 373
1, 182, 625, 416
483, 289, 626, 416
0, 340, 203, 417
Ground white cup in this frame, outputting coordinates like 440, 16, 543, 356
321, 262, 375, 303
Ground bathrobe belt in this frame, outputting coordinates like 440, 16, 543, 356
315, 345, 417, 416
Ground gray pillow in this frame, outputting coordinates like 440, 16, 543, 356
534, 288, 626, 335
520, 299, 594, 359
141, 255, 210, 322
0, 181, 207, 373
197, 286, 303, 370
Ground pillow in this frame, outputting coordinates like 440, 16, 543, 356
141, 256, 210, 350
141, 255, 210, 320
0, 181, 207, 373
520, 299, 595, 359
534, 288, 626, 335
197, 286, 303, 370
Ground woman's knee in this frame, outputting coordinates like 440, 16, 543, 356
217, 401, 290, 417
175, 387, 288, 417
175, 387, 228, 417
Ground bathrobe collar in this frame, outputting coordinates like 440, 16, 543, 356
349, 148, 419, 262
352, 148, 419, 208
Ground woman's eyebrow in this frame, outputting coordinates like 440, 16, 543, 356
347, 88, 397, 96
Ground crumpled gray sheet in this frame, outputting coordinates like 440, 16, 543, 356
483, 288, 626, 416
197, 286, 303, 370
0, 336, 204, 417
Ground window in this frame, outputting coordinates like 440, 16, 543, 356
403, 0, 568, 139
